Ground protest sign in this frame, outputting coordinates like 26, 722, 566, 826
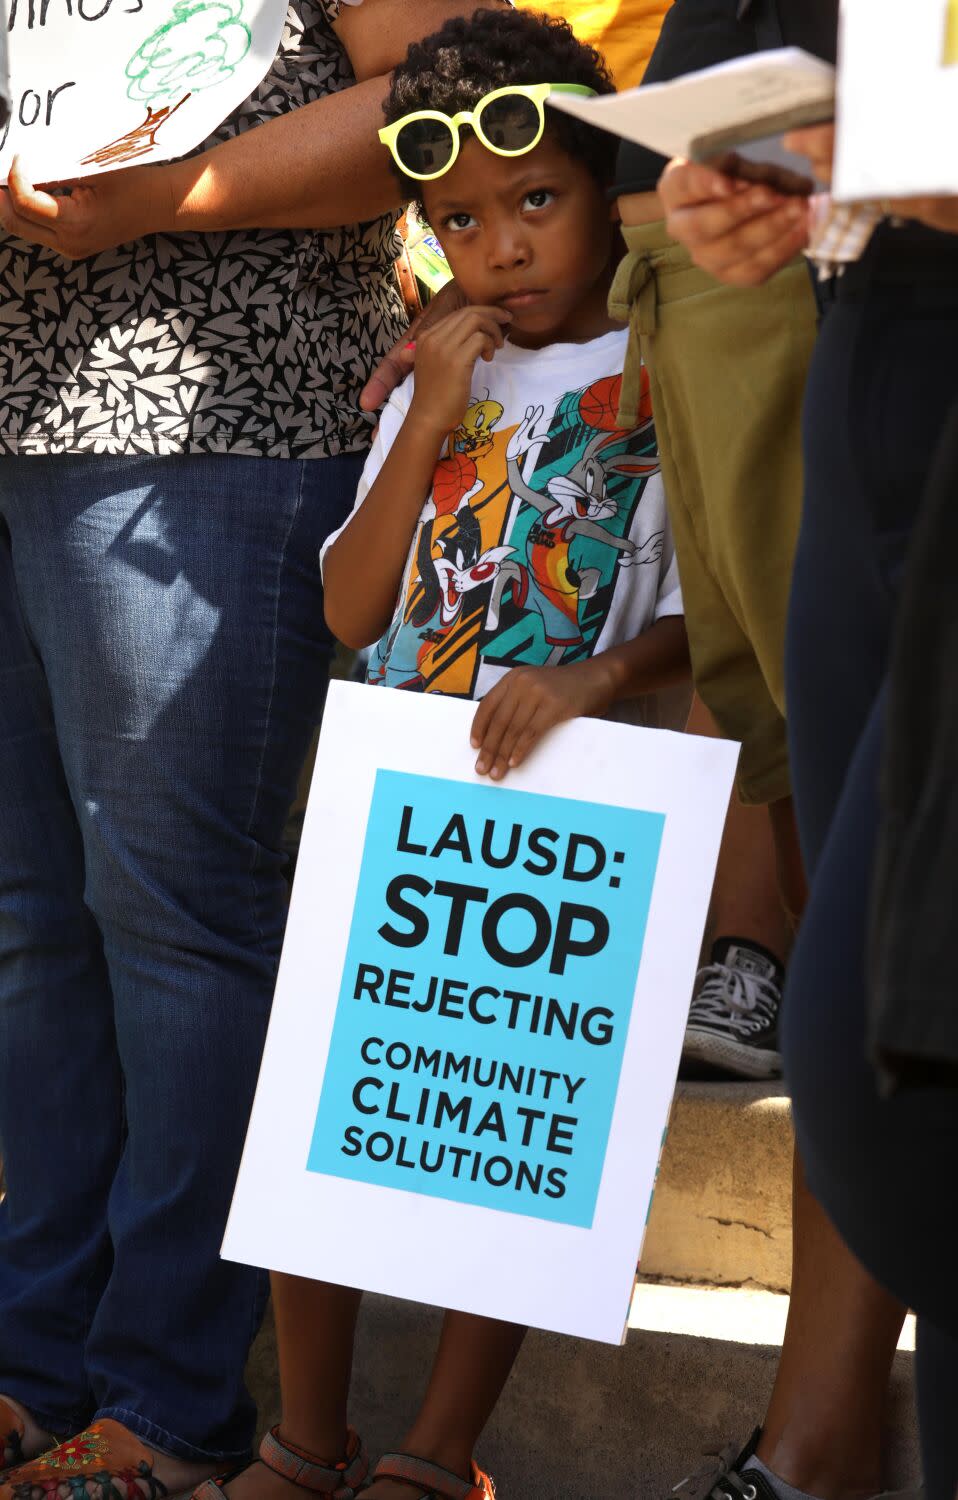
0, 0, 288, 184
223, 683, 738, 1344
834, 0, 958, 199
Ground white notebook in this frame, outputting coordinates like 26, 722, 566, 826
547, 47, 835, 162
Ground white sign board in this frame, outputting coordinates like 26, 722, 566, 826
834, 0, 958, 200
223, 683, 738, 1345
0, 0, 289, 184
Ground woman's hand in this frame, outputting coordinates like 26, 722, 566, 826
0, 156, 170, 260
470, 661, 615, 781
658, 157, 810, 286
409, 303, 512, 438
360, 278, 468, 411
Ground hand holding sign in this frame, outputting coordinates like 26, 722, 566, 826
0, 154, 167, 259
470, 660, 622, 780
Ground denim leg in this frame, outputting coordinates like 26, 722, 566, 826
0, 518, 119, 1437
0, 452, 361, 1459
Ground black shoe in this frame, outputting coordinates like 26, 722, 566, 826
680, 939, 784, 1081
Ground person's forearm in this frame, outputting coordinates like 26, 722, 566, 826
591, 617, 691, 703
323, 414, 444, 648
162, 75, 401, 233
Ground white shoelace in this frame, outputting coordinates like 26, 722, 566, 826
673, 1441, 755, 1500
689, 962, 780, 1038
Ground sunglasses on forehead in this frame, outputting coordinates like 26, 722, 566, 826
378, 83, 597, 183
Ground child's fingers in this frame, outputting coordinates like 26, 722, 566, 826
505, 708, 555, 770
470, 683, 504, 749
471, 305, 514, 325
483, 697, 540, 781
473, 691, 519, 775
473, 688, 530, 778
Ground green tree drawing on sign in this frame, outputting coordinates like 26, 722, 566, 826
82, 0, 252, 169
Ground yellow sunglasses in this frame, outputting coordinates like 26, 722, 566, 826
378, 83, 597, 183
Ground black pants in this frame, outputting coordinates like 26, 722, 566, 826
782, 271, 958, 1500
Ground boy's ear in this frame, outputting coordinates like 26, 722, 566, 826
607, 456, 660, 478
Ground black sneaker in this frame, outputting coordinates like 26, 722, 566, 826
680, 938, 784, 1080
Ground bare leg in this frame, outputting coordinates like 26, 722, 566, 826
689, 699, 902, 1496
364, 1311, 526, 1499
768, 796, 807, 936
687, 692, 790, 962
226, 1273, 362, 1500
756, 1150, 906, 1499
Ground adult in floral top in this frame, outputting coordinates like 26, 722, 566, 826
0, 3, 497, 1496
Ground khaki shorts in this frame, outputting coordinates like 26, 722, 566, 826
610, 221, 818, 804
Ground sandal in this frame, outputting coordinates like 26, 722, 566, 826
363, 1455, 494, 1500
0, 1419, 170, 1500
194, 1427, 368, 1500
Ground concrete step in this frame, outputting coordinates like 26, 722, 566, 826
247, 1283, 919, 1499
643, 1082, 793, 1292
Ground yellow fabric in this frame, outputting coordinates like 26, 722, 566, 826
514, 0, 670, 88
610, 221, 819, 805
946, 0, 958, 64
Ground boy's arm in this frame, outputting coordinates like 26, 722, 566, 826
471, 616, 690, 781
323, 412, 447, 650
323, 303, 512, 649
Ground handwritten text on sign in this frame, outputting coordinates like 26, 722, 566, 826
1, 0, 289, 184
308, 770, 664, 1228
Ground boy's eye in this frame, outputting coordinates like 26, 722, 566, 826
443, 211, 478, 232
523, 189, 555, 211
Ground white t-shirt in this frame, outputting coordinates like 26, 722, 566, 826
322, 328, 682, 700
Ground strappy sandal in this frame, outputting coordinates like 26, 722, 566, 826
362, 1454, 494, 1500
194, 1426, 368, 1500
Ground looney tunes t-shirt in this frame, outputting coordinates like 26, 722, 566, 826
322, 328, 682, 700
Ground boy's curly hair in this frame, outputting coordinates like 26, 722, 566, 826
383, 9, 617, 203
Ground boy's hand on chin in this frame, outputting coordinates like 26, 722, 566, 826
359, 279, 469, 412
470, 661, 615, 781
407, 304, 513, 438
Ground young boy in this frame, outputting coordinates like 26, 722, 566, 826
201, 16, 689, 1500
323, 10, 688, 787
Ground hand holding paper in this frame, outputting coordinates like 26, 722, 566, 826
658, 158, 810, 287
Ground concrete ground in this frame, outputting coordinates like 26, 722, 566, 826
246, 1082, 921, 1500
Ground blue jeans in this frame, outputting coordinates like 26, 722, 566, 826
0, 452, 362, 1461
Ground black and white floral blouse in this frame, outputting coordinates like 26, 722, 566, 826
0, 0, 406, 458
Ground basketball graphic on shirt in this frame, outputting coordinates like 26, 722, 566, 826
433, 452, 477, 515
577, 374, 625, 431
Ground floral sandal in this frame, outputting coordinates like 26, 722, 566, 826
194, 1427, 368, 1500
363, 1455, 494, 1500
0, 1419, 172, 1500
